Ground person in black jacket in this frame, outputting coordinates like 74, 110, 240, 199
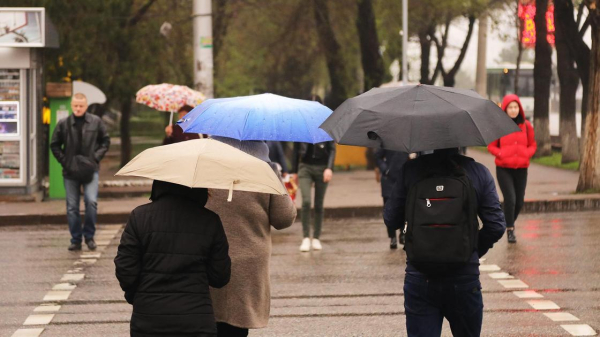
50, 93, 110, 251
115, 180, 231, 337
384, 148, 505, 337
290, 141, 336, 252
375, 149, 409, 249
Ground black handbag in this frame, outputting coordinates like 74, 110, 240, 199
70, 155, 96, 183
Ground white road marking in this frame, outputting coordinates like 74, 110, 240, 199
527, 300, 561, 310
61, 273, 84, 282
479, 264, 501, 271
52, 283, 76, 291
23, 314, 54, 325
80, 253, 101, 259
73, 259, 97, 266
488, 272, 514, 279
94, 240, 111, 246
544, 312, 580, 322
498, 279, 528, 289
43, 291, 71, 301
33, 305, 61, 312
561, 324, 597, 336
11, 328, 44, 337
479, 258, 486, 262
513, 290, 544, 298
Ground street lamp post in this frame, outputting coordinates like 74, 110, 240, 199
193, 0, 214, 98
402, 0, 408, 85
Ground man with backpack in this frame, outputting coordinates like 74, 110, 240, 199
384, 148, 506, 337
51, 93, 111, 251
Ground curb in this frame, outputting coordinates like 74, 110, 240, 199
2, 198, 599, 227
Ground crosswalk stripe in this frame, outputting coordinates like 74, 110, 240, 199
43, 291, 71, 301
488, 272, 514, 279
11, 328, 44, 337
561, 324, 597, 336
23, 314, 54, 325
498, 279, 528, 289
527, 300, 560, 310
544, 313, 580, 322
512, 290, 544, 298
33, 305, 61, 312
479, 264, 501, 271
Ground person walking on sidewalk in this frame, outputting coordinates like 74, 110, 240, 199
50, 93, 110, 251
115, 180, 231, 337
208, 136, 297, 337
375, 148, 409, 249
487, 94, 536, 244
163, 105, 202, 144
384, 148, 506, 337
291, 140, 336, 252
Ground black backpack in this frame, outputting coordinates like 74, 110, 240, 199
403, 156, 478, 274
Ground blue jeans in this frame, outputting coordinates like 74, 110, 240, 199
404, 274, 483, 337
64, 172, 99, 244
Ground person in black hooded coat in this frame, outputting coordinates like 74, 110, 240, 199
115, 180, 231, 337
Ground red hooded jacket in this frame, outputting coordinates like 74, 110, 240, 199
487, 94, 537, 169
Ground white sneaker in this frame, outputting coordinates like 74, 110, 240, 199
300, 238, 311, 252
311, 238, 322, 250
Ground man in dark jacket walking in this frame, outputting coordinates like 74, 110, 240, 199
115, 180, 231, 337
375, 149, 409, 249
384, 148, 505, 337
50, 93, 110, 251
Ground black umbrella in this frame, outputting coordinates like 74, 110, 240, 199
319, 84, 521, 153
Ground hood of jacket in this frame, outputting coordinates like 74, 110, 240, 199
150, 180, 208, 206
501, 94, 525, 121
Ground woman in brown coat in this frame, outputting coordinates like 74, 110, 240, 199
208, 137, 297, 337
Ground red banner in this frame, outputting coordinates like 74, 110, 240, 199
518, 1, 555, 48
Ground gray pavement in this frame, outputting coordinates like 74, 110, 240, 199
1, 149, 599, 225
1, 211, 598, 336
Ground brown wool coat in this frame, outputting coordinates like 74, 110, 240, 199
206, 189, 296, 329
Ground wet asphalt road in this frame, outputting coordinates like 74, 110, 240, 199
1, 211, 598, 337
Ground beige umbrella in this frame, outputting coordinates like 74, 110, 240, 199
116, 139, 286, 201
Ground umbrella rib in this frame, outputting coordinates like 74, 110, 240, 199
426, 89, 486, 145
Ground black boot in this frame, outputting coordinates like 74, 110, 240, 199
85, 238, 97, 251
68, 242, 82, 251
390, 236, 398, 249
507, 229, 517, 244
399, 233, 406, 245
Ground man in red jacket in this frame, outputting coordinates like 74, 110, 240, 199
487, 94, 537, 243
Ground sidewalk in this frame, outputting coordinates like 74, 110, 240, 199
1, 149, 599, 225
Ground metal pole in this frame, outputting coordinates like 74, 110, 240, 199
475, 13, 488, 97
402, 0, 408, 85
193, 0, 214, 98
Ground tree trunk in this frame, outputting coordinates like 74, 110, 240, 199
577, 4, 600, 192
555, 0, 580, 163
556, 0, 591, 137
442, 16, 476, 87
313, 0, 352, 109
419, 29, 432, 84
120, 100, 132, 168
533, 0, 553, 157
356, 0, 385, 91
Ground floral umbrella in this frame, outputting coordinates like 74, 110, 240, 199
136, 83, 206, 125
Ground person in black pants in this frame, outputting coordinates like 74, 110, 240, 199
375, 149, 409, 249
487, 95, 536, 243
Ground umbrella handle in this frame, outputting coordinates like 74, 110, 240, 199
169, 111, 174, 126
227, 179, 240, 202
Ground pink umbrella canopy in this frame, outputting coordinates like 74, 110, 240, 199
136, 83, 206, 113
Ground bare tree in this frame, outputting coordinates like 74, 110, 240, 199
533, 0, 553, 157
577, 0, 600, 192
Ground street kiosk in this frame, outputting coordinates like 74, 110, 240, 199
0, 8, 58, 199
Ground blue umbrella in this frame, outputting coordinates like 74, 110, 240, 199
177, 93, 333, 143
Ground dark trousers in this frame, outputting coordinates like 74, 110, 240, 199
496, 167, 528, 228
217, 322, 248, 337
404, 274, 483, 337
383, 197, 396, 238
64, 172, 99, 244
298, 164, 329, 239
